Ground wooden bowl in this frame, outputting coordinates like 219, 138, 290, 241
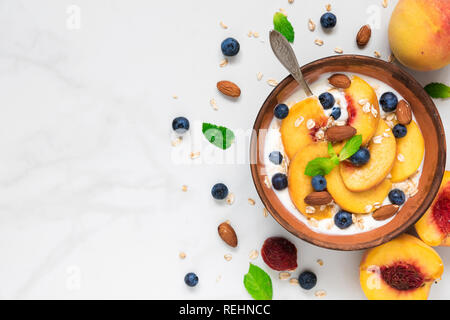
250, 55, 446, 251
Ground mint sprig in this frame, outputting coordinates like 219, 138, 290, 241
202, 123, 235, 150
424, 82, 450, 99
273, 12, 294, 43
304, 135, 362, 177
243, 263, 273, 300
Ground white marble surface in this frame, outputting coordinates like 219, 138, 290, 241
0, 0, 448, 300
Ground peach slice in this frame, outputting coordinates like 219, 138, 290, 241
360, 234, 444, 300
340, 120, 397, 192
288, 142, 332, 220
344, 76, 380, 147
280, 97, 328, 160
326, 166, 392, 214
415, 171, 450, 246
390, 120, 425, 182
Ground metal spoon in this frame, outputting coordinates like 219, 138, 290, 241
269, 30, 313, 97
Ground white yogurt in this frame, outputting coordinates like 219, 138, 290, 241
263, 72, 424, 235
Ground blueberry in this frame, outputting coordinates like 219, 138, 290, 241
320, 12, 337, 29
172, 117, 190, 134
272, 173, 288, 190
319, 92, 335, 109
311, 175, 327, 191
298, 271, 317, 290
392, 124, 407, 138
330, 107, 341, 120
389, 189, 406, 205
184, 272, 199, 287
274, 104, 289, 119
379, 92, 398, 112
221, 37, 240, 56
349, 148, 370, 167
211, 183, 229, 200
334, 210, 353, 229
269, 151, 283, 165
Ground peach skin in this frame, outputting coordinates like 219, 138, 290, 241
415, 171, 450, 247
389, 0, 450, 71
360, 234, 444, 300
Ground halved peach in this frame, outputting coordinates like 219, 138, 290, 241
326, 166, 392, 214
344, 76, 380, 146
280, 97, 328, 160
415, 171, 450, 247
340, 120, 396, 192
390, 120, 425, 182
360, 234, 443, 300
288, 142, 332, 220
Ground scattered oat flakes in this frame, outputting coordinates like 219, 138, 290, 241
224, 254, 232, 261
179, 252, 186, 259
334, 47, 344, 54
257, 72, 263, 81
306, 119, 316, 130
279, 272, 291, 280
248, 198, 256, 206
263, 207, 269, 218
181, 185, 188, 192
253, 32, 260, 38
210, 98, 219, 110
388, 53, 395, 63
365, 204, 374, 213
386, 113, 396, 121
397, 153, 405, 162
247, 31, 253, 37
190, 151, 200, 159
267, 79, 279, 87
249, 249, 259, 260
374, 51, 382, 58
220, 21, 228, 29
219, 59, 228, 67
289, 278, 299, 285
371, 106, 379, 117
314, 39, 324, 46
308, 19, 316, 31
382, 0, 388, 8
383, 132, 390, 138
359, 99, 369, 105
373, 135, 383, 144
317, 259, 324, 266
308, 218, 319, 228
315, 290, 327, 298
326, 4, 332, 11
315, 128, 325, 140
295, 116, 305, 127
171, 137, 182, 147
226, 193, 235, 205
335, 120, 347, 126
362, 102, 371, 113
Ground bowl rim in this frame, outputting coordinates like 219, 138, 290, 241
250, 54, 446, 251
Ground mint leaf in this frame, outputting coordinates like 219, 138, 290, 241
338, 135, 363, 161
202, 123, 235, 150
273, 12, 294, 43
327, 143, 340, 165
304, 157, 337, 176
424, 83, 450, 99
244, 263, 273, 300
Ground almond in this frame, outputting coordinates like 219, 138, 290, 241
218, 222, 238, 247
328, 74, 351, 89
356, 25, 371, 47
217, 81, 241, 98
304, 191, 333, 206
396, 100, 412, 125
325, 125, 357, 142
372, 204, 399, 221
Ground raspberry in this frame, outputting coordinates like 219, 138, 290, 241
261, 237, 298, 271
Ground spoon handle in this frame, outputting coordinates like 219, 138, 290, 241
269, 30, 313, 97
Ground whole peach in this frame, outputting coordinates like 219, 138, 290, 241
388, 0, 450, 71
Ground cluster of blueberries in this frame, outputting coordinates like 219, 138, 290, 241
269, 90, 408, 229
